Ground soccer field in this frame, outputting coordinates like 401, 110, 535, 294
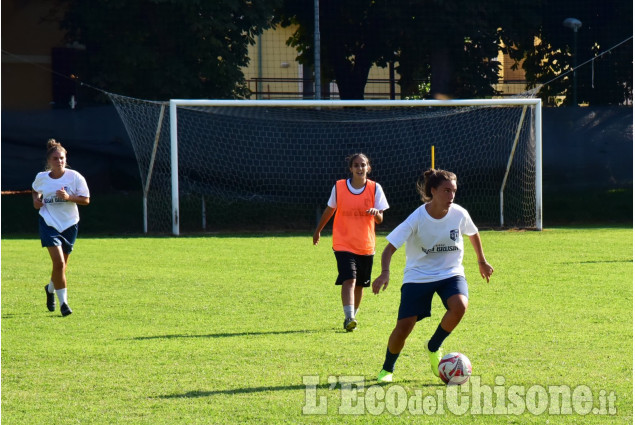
1, 228, 632, 424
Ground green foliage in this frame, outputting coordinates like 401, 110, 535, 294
58, 0, 631, 103
280, 0, 631, 103
279, 0, 401, 99
394, 0, 524, 99
279, 0, 540, 99
60, 0, 282, 100
1, 229, 632, 423
505, 0, 633, 106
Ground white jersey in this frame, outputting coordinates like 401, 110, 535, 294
32, 169, 90, 232
327, 179, 390, 211
386, 203, 478, 283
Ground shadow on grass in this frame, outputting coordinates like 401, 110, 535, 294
2, 312, 34, 319
157, 379, 444, 399
158, 384, 319, 398
560, 259, 632, 264
132, 329, 321, 340
3, 311, 72, 320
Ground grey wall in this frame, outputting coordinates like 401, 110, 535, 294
1, 105, 632, 194
541, 106, 632, 190
2, 105, 139, 192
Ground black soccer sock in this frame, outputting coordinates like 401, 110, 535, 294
382, 347, 400, 373
427, 324, 451, 352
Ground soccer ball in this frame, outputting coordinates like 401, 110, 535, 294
438, 352, 472, 385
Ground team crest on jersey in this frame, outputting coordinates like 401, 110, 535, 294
450, 229, 459, 241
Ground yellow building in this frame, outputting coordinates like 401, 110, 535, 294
493, 45, 532, 97
242, 24, 401, 100
244, 25, 535, 100
2, 0, 67, 109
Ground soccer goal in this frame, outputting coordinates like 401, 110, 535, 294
109, 96, 542, 235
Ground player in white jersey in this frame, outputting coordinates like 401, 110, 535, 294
32, 139, 90, 316
372, 169, 494, 383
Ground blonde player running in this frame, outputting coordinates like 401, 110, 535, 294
32, 139, 90, 316
313, 153, 389, 331
373, 169, 493, 382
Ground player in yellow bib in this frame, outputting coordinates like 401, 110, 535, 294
313, 153, 389, 331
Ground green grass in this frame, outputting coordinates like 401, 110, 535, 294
2, 228, 633, 424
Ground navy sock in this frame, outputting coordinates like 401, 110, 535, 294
382, 347, 400, 372
427, 324, 451, 352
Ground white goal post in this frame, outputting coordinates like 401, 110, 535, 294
109, 93, 542, 235
167, 99, 542, 235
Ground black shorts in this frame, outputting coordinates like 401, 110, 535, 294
333, 251, 374, 287
397, 275, 469, 321
39, 216, 78, 254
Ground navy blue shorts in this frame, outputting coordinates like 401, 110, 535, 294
397, 276, 469, 321
39, 216, 78, 254
333, 251, 374, 287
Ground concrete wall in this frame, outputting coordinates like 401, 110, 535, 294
1, 105, 139, 192
541, 107, 632, 190
1, 106, 632, 195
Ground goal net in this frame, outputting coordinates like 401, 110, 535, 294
108, 95, 542, 234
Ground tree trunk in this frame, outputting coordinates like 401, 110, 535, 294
430, 47, 453, 99
330, 53, 372, 100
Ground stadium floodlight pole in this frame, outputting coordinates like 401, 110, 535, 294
563, 18, 582, 106
314, 0, 321, 99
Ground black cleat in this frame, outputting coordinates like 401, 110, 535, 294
344, 317, 357, 332
45, 285, 55, 312
60, 303, 73, 317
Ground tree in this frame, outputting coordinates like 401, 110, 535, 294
395, 0, 539, 99
60, 0, 281, 100
514, 0, 633, 106
279, 0, 540, 99
279, 0, 631, 104
279, 0, 399, 99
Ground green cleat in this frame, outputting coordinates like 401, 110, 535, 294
377, 369, 393, 383
426, 347, 443, 377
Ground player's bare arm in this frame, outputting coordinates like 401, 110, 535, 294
366, 208, 384, 224
32, 190, 43, 210
468, 233, 493, 282
56, 187, 90, 206
313, 206, 336, 245
372, 243, 397, 294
